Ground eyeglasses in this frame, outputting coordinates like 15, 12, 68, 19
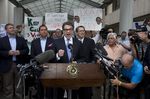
64, 28, 73, 31
78, 30, 85, 32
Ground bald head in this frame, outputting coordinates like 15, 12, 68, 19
121, 54, 134, 69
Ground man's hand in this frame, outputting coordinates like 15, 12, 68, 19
96, 59, 101, 64
111, 77, 122, 86
8, 50, 16, 56
144, 66, 150, 74
15, 50, 20, 55
58, 49, 65, 57
111, 77, 137, 89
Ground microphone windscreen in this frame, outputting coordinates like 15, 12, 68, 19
35, 50, 55, 64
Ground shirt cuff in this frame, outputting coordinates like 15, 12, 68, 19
56, 53, 60, 60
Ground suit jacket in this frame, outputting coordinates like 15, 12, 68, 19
78, 37, 96, 63
31, 37, 55, 58
0, 36, 29, 73
143, 43, 150, 68
54, 37, 81, 63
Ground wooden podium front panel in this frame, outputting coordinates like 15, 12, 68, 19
40, 63, 106, 88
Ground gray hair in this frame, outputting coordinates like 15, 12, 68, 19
107, 32, 117, 40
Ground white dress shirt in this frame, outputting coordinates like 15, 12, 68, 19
8, 35, 16, 61
40, 37, 47, 52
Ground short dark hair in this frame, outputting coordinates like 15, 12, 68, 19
121, 31, 127, 34
39, 24, 48, 31
96, 17, 101, 20
62, 21, 74, 30
16, 25, 22, 29
5, 23, 14, 30
74, 16, 79, 18
75, 26, 85, 33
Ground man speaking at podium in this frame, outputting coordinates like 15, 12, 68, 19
54, 21, 81, 63
54, 21, 81, 99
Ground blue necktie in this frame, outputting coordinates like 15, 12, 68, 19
66, 39, 71, 62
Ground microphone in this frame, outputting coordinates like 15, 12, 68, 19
95, 43, 108, 56
95, 54, 113, 67
68, 44, 73, 50
95, 48, 113, 61
34, 50, 55, 64
101, 54, 113, 61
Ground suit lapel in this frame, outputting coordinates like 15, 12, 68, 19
38, 38, 42, 53
73, 38, 78, 60
16, 37, 19, 49
62, 38, 69, 61
45, 38, 48, 51
5, 36, 12, 50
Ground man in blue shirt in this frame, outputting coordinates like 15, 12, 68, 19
111, 53, 143, 98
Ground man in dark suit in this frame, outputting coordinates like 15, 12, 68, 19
0, 23, 29, 99
76, 26, 96, 63
31, 24, 55, 99
54, 22, 81, 63
75, 25, 96, 99
54, 22, 81, 99
31, 24, 55, 58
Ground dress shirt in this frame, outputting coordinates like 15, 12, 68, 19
8, 35, 16, 61
78, 38, 84, 44
40, 37, 47, 52
64, 36, 73, 45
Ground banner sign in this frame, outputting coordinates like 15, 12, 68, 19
0, 24, 6, 37
45, 13, 68, 30
24, 17, 43, 42
74, 9, 102, 31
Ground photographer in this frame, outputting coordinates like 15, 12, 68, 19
129, 25, 150, 99
111, 53, 143, 99
129, 25, 150, 61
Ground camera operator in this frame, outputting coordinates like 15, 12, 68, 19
129, 25, 150, 99
111, 53, 143, 99
135, 23, 150, 99
129, 28, 150, 62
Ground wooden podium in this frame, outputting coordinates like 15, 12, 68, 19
40, 63, 106, 88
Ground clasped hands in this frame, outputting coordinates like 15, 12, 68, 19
9, 50, 20, 56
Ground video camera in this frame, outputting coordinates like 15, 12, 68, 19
95, 48, 123, 79
128, 30, 142, 44
129, 20, 149, 44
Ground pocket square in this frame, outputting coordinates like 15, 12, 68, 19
48, 43, 53, 47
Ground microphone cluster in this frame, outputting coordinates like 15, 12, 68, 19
17, 50, 55, 91
95, 48, 122, 79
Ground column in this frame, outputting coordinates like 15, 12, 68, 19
119, 0, 134, 34
0, 0, 8, 24
8, 2, 15, 24
14, 7, 24, 27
